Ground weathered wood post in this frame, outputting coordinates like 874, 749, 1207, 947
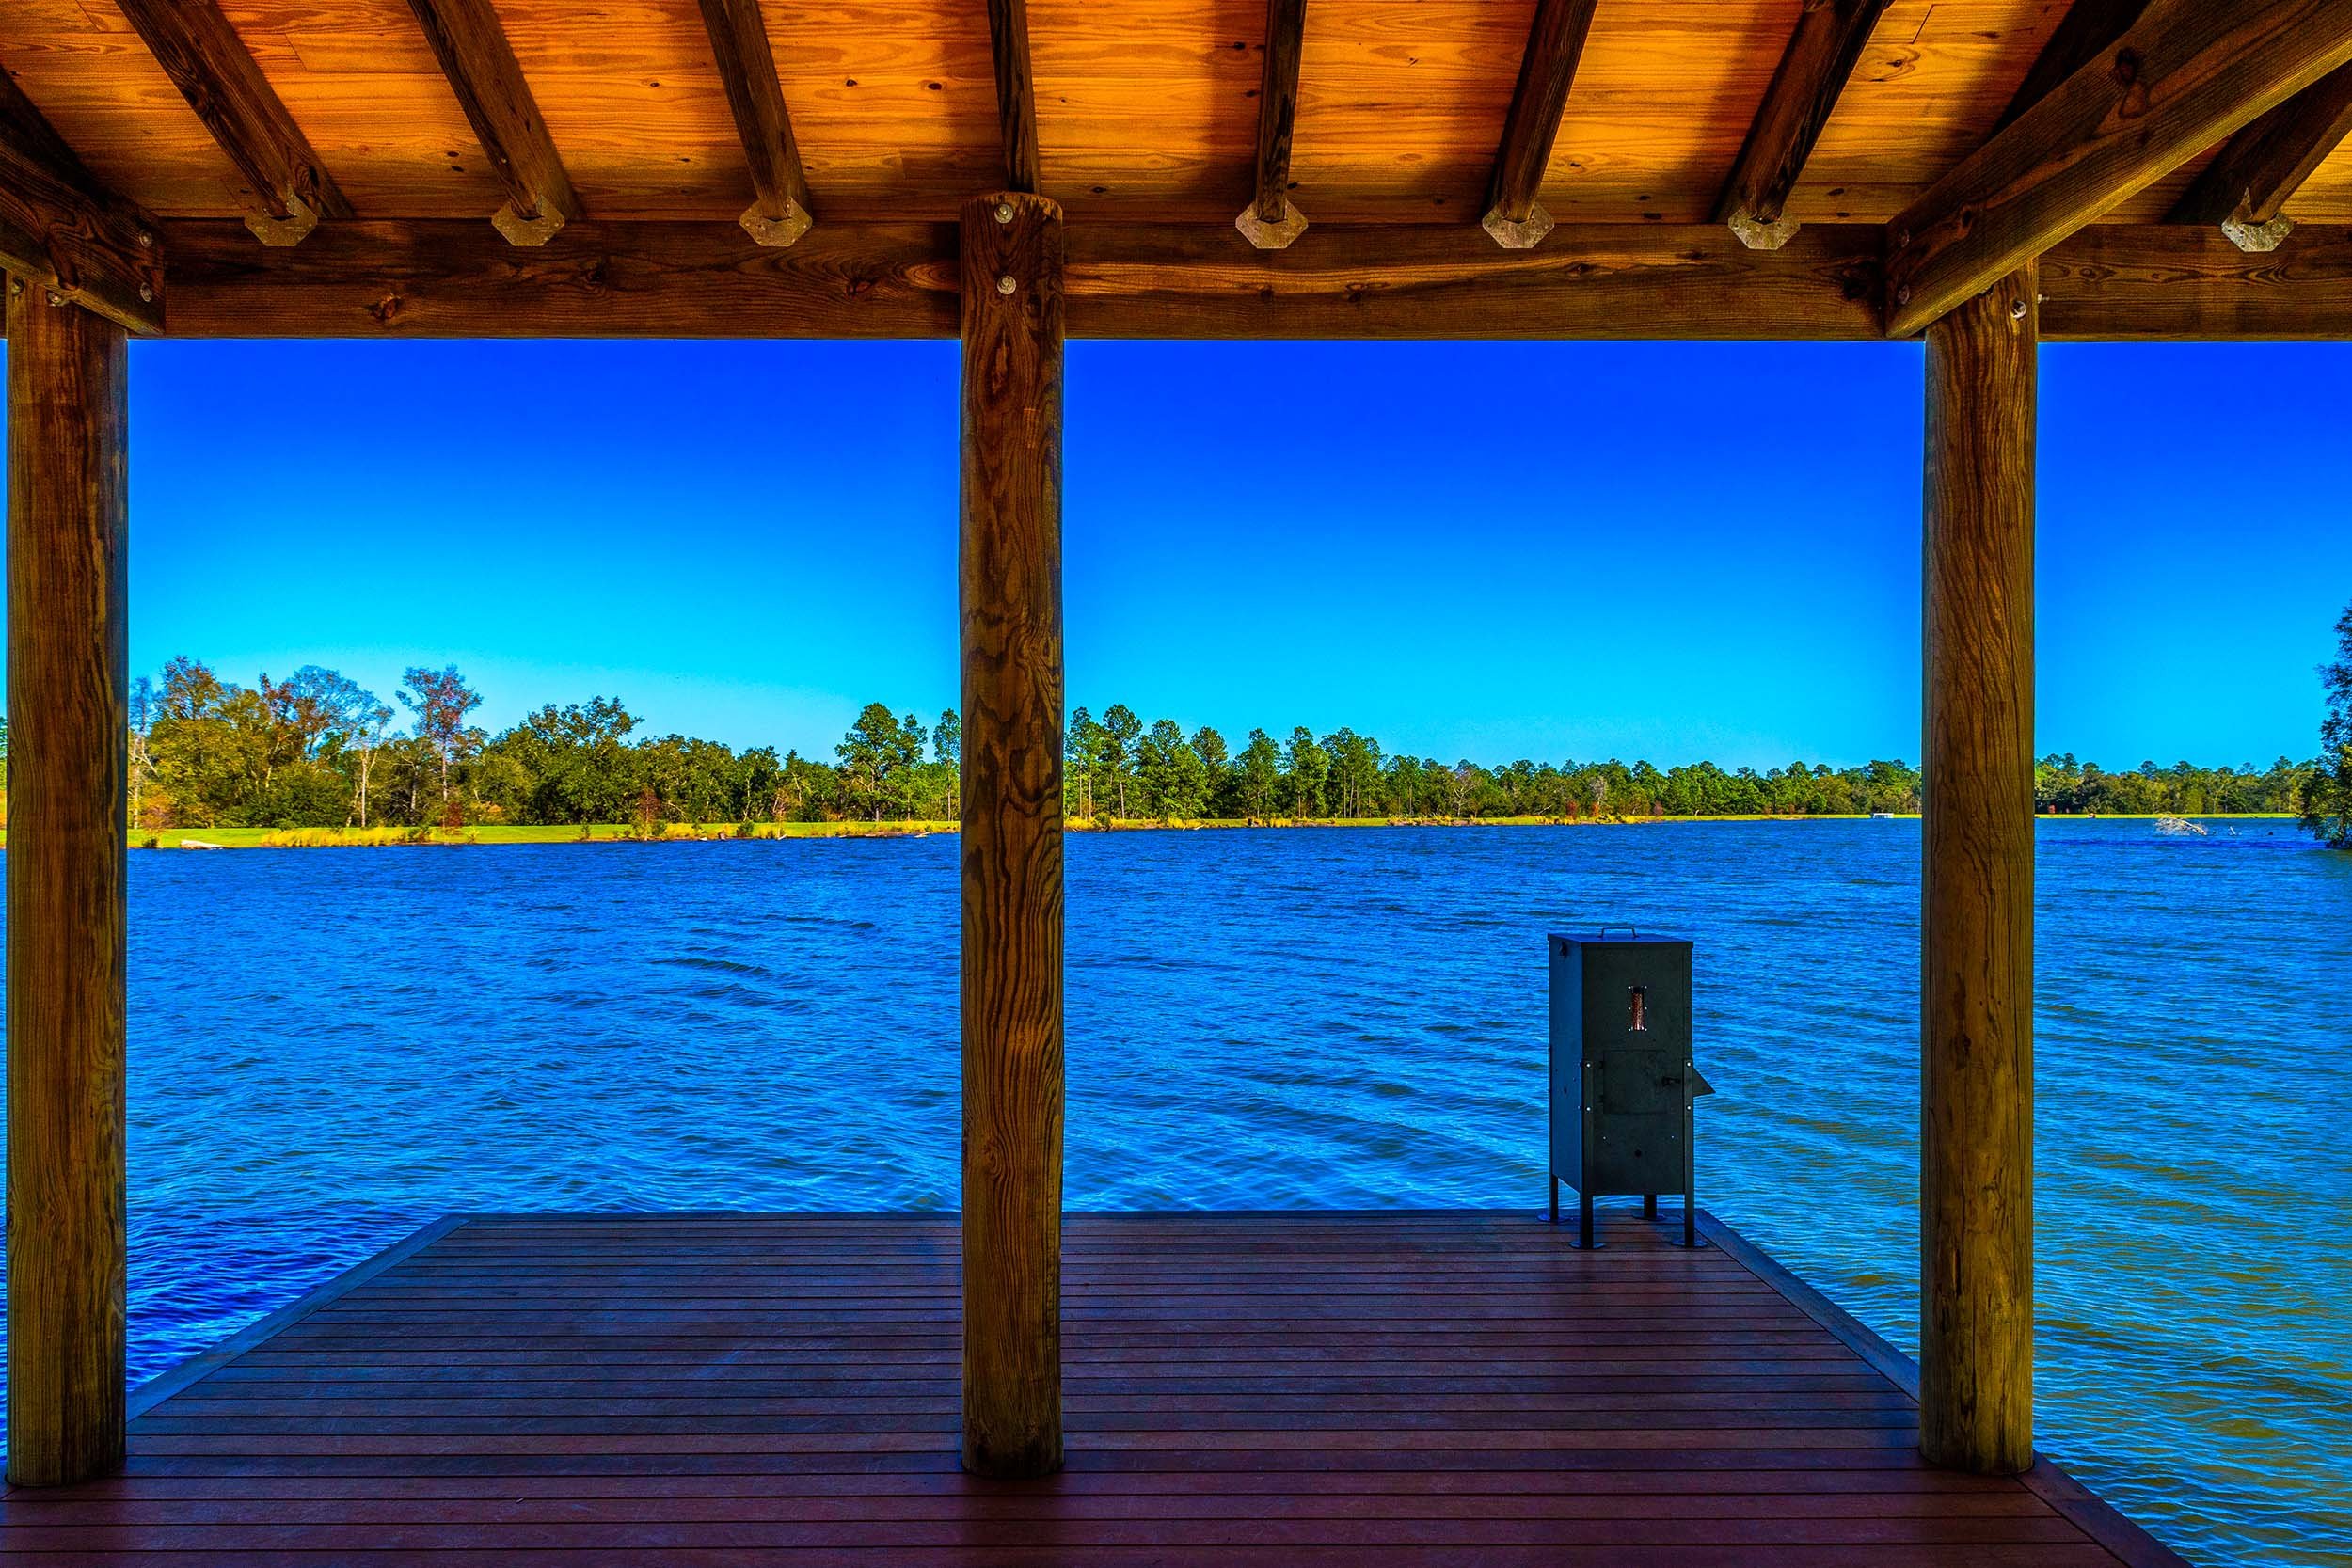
1919, 261, 2036, 1476
957, 189, 1065, 1480
6, 282, 131, 1487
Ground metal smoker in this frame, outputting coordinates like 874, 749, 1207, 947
1547, 928, 1712, 1247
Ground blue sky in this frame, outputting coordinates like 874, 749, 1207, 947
9, 337, 2344, 770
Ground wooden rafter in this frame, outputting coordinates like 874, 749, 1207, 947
1236, 0, 1310, 249
1990, 0, 2153, 135
1884, 0, 2352, 337
695, 0, 815, 248
1482, 0, 1600, 249
112, 0, 352, 245
404, 0, 580, 245
0, 70, 164, 333
1716, 0, 1893, 251
985, 0, 1041, 194
2169, 60, 2352, 250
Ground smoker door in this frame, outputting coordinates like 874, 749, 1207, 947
1593, 1049, 1686, 1194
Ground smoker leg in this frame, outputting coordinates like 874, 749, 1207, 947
1576, 1192, 1598, 1250
1549, 1174, 1559, 1225
1683, 1185, 1703, 1248
1643, 1194, 1658, 1220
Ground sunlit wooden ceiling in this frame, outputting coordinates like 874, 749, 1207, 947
7, 0, 2351, 228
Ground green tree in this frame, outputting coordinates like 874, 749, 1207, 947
1137, 719, 1207, 819
1324, 728, 1383, 819
2303, 602, 2352, 848
1283, 727, 1328, 817
1235, 729, 1281, 819
1065, 707, 1105, 818
831, 704, 925, 820
1100, 705, 1142, 817
400, 664, 485, 816
1191, 725, 1232, 816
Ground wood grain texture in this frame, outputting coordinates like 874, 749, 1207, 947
143, 216, 1884, 339
5, 287, 130, 1489
1717, 0, 1894, 231
959, 191, 1066, 1481
17, 1, 2352, 227
695, 0, 815, 226
0, 1212, 2182, 1563
1885, 0, 2352, 333
0, 69, 164, 332
1990, 0, 2152, 135
1486, 0, 1601, 226
156, 217, 957, 337
2168, 58, 2352, 228
110, 0, 354, 224
404, 0, 580, 232
2039, 218, 2352, 334
1919, 262, 2036, 1479
986, 0, 1041, 194
97, 214, 2352, 341
1251, 0, 1308, 223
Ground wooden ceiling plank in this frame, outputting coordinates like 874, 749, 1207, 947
110, 0, 353, 245
1884, 0, 2352, 337
1991, 0, 2153, 135
1235, 0, 1310, 249
695, 0, 815, 247
1717, 0, 1895, 251
0, 70, 165, 333
2168, 59, 2352, 249
1482, 0, 1602, 249
986, 0, 1041, 194
404, 0, 580, 245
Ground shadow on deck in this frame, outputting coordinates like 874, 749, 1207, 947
0, 1211, 2184, 1566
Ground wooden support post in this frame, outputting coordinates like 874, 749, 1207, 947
5, 282, 130, 1488
958, 189, 1064, 1481
1920, 261, 2036, 1477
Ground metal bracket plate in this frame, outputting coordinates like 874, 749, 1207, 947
1234, 199, 1310, 250
1481, 199, 1554, 251
2221, 213, 2293, 253
740, 198, 815, 248
492, 199, 567, 247
244, 193, 318, 248
1727, 207, 1801, 251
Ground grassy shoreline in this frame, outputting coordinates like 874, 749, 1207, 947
0, 810, 2280, 850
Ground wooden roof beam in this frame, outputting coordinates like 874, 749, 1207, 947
108, 219, 2352, 343
0, 69, 164, 332
695, 0, 814, 248
112, 0, 352, 246
1990, 0, 2153, 135
1716, 0, 1893, 251
405, 0, 580, 245
2169, 60, 2352, 250
1235, 0, 1309, 250
1884, 0, 2352, 337
986, 0, 1041, 194
1483, 0, 1600, 249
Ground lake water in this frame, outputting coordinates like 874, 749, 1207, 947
0, 819, 2345, 1564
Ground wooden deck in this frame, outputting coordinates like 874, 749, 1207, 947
0, 1211, 2184, 1566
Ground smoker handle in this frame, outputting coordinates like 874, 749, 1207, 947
1591, 924, 1639, 940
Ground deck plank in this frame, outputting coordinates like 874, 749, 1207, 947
0, 1212, 2181, 1566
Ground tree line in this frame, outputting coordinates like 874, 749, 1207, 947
0, 656, 2314, 833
